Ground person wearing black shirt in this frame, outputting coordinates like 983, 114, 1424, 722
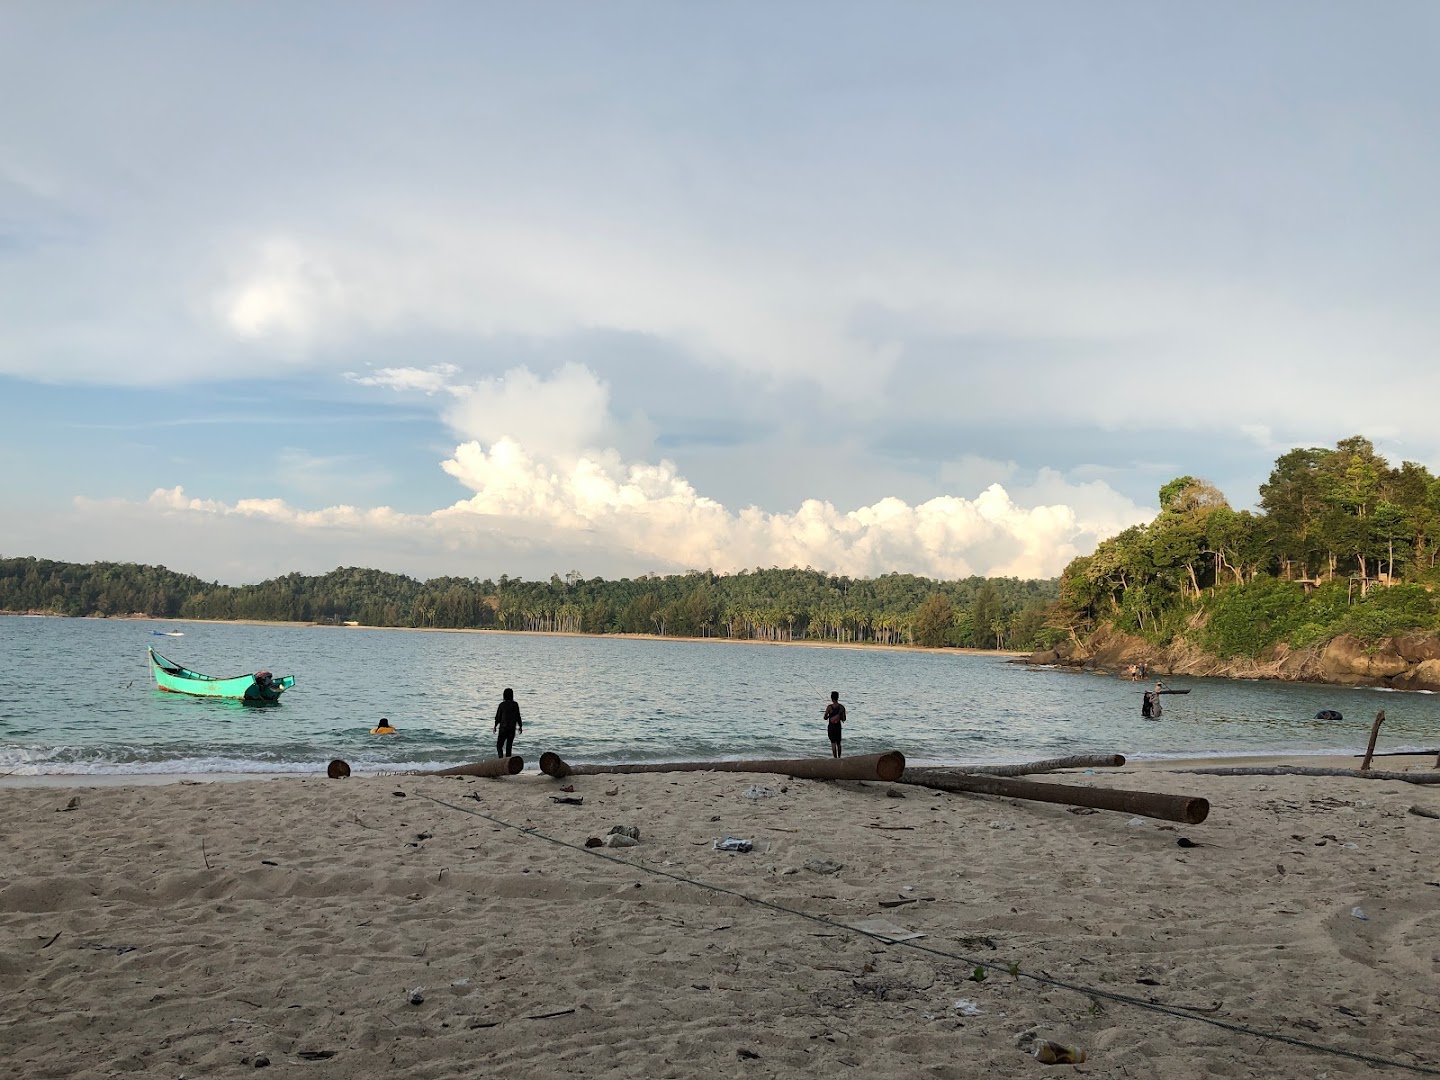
494, 687, 523, 758
824, 691, 846, 758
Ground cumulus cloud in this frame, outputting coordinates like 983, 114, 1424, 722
105, 365, 1149, 581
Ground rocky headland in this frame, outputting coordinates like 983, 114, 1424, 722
1028, 625, 1440, 692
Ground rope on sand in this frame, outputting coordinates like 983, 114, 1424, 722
416, 791, 1440, 1077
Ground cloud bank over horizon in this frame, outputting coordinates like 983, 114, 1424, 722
74, 364, 1151, 584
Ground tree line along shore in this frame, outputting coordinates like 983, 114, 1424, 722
0, 559, 1056, 651
6, 435, 1440, 683
1046, 435, 1440, 690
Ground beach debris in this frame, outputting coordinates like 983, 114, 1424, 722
953, 998, 982, 1016
252, 1054, 270, 1067
81, 941, 136, 954
885, 787, 906, 798
550, 796, 583, 805
560, 785, 576, 792
525, 1007, 577, 1020
1177, 837, 1199, 848
737, 1047, 761, 1060
584, 837, 603, 848
326, 759, 350, 779
1409, 805, 1440, 820
58, 796, 79, 812
1068, 807, 1099, 815
988, 821, 1015, 831
1126, 816, 1148, 828
392, 791, 407, 798
296, 1051, 336, 1061
407, 987, 426, 1005
605, 787, 619, 796
804, 859, 843, 875
1351, 907, 1369, 921
608, 825, 640, 840
714, 836, 754, 853
603, 833, 639, 848
846, 917, 924, 942
40, 932, 61, 949
879, 898, 918, 908
744, 785, 778, 799
1034, 1040, 1087, 1065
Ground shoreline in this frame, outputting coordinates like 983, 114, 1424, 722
7, 611, 1027, 658
4, 749, 1434, 789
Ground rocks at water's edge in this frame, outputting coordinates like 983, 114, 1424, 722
1031, 626, 1440, 692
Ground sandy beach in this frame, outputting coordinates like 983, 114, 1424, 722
2, 756, 1438, 1079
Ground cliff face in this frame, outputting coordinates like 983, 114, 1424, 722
1032, 627, 1440, 692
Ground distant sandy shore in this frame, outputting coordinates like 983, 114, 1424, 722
2, 753, 1436, 1077
107, 613, 1028, 658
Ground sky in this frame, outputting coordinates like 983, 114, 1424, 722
3, 3, 1439, 586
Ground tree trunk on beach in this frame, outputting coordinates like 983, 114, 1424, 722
906, 754, 1125, 778
417, 757, 524, 778
539, 751, 906, 783
1175, 765, 1440, 784
900, 771, 1210, 824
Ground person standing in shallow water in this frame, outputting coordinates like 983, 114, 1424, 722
824, 691, 846, 758
494, 688, 523, 758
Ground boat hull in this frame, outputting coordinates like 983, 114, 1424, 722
148, 648, 294, 704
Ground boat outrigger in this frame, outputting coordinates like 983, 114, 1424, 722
148, 648, 295, 704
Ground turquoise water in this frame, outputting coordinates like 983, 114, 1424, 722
1, 615, 1437, 777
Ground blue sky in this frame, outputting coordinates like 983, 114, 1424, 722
3, 3, 1439, 584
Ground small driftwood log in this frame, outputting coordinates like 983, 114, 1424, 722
901, 770, 1209, 824
941, 753, 1125, 777
1176, 765, 1440, 784
538, 751, 906, 783
416, 757, 524, 778
1360, 710, 1386, 772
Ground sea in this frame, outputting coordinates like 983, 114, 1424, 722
1, 614, 1437, 779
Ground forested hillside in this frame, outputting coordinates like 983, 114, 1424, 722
0, 558, 1057, 651
1055, 436, 1440, 664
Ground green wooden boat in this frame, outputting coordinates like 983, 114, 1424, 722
148, 647, 295, 704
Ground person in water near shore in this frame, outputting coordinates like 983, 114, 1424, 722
494, 688, 523, 758
824, 691, 846, 758
372, 718, 397, 735
1141, 690, 1162, 719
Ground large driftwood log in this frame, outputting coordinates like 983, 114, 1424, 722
1176, 765, 1440, 784
900, 770, 1210, 824
538, 751, 906, 783
933, 754, 1126, 777
416, 756, 524, 778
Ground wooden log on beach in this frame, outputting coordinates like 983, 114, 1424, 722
538, 751, 906, 783
938, 754, 1126, 777
1176, 765, 1440, 784
416, 757, 524, 778
900, 770, 1210, 824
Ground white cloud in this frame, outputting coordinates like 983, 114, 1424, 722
346, 363, 459, 395
107, 360, 1150, 581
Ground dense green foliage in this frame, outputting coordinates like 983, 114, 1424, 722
1058, 437, 1440, 655
0, 558, 1059, 651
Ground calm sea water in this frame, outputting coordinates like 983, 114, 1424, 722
1, 615, 1437, 777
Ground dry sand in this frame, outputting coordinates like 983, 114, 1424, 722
2, 756, 1438, 1079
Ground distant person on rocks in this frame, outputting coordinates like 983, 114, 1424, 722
494, 688, 523, 758
824, 691, 846, 758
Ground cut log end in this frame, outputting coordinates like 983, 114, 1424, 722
539, 752, 569, 778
